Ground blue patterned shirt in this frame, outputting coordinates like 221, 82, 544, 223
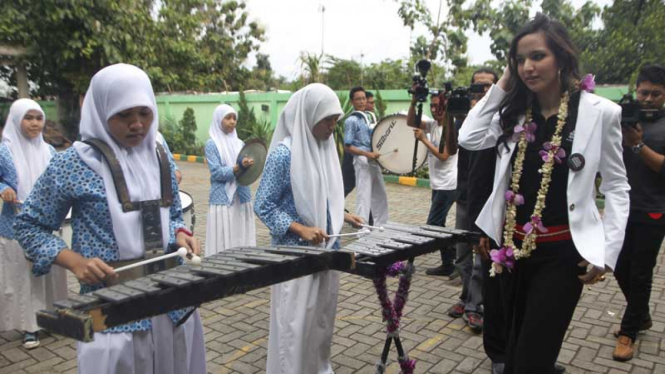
254, 144, 338, 249
15, 147, 188, 333
344, 114, 372, 153
204, 139, 252, 205
0, 144, 56, 239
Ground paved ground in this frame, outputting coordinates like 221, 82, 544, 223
1, 160, 665, 374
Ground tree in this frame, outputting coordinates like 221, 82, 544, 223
395, 0, 469, 77
245, 53, 280, 91
584, 0, 665, 84
326, 58, 362, 90
0, 0, 265, 136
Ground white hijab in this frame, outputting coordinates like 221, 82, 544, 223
73, 64, 168, 260
2, 99, 52, 201
268, 83, 345, 249
209, 104, 244, 200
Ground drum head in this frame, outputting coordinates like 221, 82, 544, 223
236, 139, 268, 186
179, 191, 193, 212
371, 114, 428, 175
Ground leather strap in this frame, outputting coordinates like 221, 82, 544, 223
83, 139, 173, 212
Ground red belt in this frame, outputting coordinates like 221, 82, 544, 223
514, 224, 572, 243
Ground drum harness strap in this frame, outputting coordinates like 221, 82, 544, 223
83, 139, 175, 273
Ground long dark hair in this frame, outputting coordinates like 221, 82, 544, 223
497, 13, 580, 150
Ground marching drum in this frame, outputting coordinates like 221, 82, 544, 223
56, 190, 196, 247
371, 113, 429, 175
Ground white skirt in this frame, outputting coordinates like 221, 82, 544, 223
0, 237, 68, 332
205, 199, 256, 255
266, 270, 340, 374
78, 311, 206, 374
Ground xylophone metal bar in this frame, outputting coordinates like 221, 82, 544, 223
36, 246, 355, 342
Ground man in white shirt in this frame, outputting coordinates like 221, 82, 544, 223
407, 91, 458, 276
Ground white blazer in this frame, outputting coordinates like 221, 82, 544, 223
458, 85, 630, 270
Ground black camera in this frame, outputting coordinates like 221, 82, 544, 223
407, 60, 432, 102
620, 93, 663, 127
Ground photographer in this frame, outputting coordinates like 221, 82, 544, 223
407, 89, 458, 277
613, 64, 665, 362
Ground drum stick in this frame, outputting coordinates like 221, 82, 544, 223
360, 224, 385, 231
114, 248, 201, 273
298, 229, 370, 242
378, 148, 398, 157
327, 229, 371, 239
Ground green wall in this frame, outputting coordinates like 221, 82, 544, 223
20, 85, 628, 144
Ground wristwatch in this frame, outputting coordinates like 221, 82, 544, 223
632, 142, 645, 154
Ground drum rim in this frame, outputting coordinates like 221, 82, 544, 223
179, 190, 194, 213
371, 113, 427, 175
61, 190, 195, 224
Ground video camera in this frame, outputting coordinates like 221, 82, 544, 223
430, 83, 487, 116
619, 93, 663, 127
407, 60, 432, 103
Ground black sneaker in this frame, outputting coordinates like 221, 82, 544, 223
22, 331, 40, 350
554, 363, 566, 374
425, 265, 455, 276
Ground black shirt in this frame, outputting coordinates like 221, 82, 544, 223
513, 91, 580, 227
623, 114, 665, 224
467, 148, 497, 232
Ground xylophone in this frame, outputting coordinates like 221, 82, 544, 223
36, 222, 479, 342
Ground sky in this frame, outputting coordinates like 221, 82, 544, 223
244, 0, 613, 80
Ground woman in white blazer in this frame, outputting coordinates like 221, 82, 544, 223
459, 14, 629, 373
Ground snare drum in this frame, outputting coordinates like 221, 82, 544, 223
56, 190, 196, 247
372, 113, 428, 175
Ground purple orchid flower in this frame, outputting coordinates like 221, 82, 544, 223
539, 142, 567, 164
504, 190, 525, 206
491, 246, 516, 270
512, 122, 537, 142
580, 74, 596, 92
523, 215, 548, 235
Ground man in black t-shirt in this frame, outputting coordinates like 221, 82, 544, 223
613, 64, 665, 362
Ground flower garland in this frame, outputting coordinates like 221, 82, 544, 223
490, 91, 570, 276
373, 261, 416, 374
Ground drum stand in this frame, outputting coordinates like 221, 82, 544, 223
373, 257, 417, 374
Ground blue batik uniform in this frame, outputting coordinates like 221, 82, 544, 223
15, 147, 189, 333
0, 144, 55, 239
205, 139, 252, 205
254, 143, 337, 249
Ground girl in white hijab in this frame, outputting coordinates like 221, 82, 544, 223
0, 99, 68, 349
204, 104, 256, 254
15, 64, 206, 374
254, 83, 363, 374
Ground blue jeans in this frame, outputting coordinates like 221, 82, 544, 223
427, 189, 457, 269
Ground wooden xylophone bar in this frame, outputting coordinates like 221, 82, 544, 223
37, 246, 354, 342
37, 222, 479, 342
342, 222, 480, 278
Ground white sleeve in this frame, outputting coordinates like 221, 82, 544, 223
597, 103, 630, 270
459, 84, 507, 150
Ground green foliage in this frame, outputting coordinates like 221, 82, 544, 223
161, 108, 204, 155
375, 91, 388, 119
334, 93, 355, 160
0, 0, 265, 134
244, 53, 282, 91
326, 58, 363, 90
395, 0, 469, 76
236, 91, 274, 146
584, 0, 665, 84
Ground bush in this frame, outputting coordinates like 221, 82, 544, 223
236, 90, 274, 146
160, 107, 204, 155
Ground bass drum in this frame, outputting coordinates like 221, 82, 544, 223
56, 190, 196, 247
371, 113, 428, 175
